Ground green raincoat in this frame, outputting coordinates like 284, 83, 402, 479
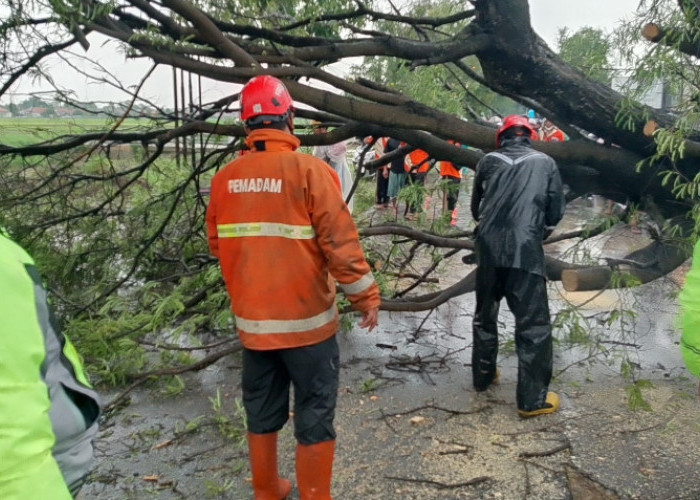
681, 240, 700, 378
0, 233, 100, 499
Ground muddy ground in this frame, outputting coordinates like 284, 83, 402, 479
78, 194, 700, 500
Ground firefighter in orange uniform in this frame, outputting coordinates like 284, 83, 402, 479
439, 140, 463, 226
206, 75, 381, 500
404, 148, 432, 218
540, 119, 566, 142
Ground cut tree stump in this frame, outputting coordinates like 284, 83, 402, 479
560, 239, 690, 292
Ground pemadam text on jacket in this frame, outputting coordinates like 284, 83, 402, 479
229, 178, 283, 194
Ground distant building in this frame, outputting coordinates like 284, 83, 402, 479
0, 106, 11, 118
19, 107, 49, 117
612, 74, 679, 112
55, 107, 79, 117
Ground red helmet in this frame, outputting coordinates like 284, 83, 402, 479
496, 114, 536, 147
240, 75, 294, 124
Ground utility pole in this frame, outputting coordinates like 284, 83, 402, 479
172, 67, 181, 169
189, 70, 196, 170
180, 68, 187, 163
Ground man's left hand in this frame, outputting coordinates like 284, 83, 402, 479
359, 308, 379, 332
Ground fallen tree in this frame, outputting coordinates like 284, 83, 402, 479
0, 0, 697, 383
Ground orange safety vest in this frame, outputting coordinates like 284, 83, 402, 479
543, 128, 566, 142
405, 149, 430, 174
439, 140, 462, 179
206, 128, 381, 350
374, 137, 388, 160
363, 136, 388, 160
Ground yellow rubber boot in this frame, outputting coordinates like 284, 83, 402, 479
492, 368, 500, 386
518, 392, 560, 418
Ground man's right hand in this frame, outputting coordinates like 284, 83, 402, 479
358, 307, 379, 332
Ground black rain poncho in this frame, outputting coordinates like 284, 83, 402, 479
470, 136, 565, 276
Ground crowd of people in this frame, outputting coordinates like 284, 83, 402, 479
4, 77, 699, 500
361, 111, 568, 227
366, 136, 469, 225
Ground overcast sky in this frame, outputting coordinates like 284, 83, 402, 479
530, 0, 641, 48
5, 0, 642, 107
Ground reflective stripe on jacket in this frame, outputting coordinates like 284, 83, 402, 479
0, 234, 100, 499
206, 128, 381, 350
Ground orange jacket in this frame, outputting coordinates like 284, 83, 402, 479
376, 137, 388, 160
206, 129, 380, 351
405, 149, 431, 174
439, 140, 462, 179
543, 128, 566, 142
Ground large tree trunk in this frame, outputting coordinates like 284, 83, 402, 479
472, 0, 694, 218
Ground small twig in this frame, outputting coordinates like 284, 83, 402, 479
379, 409, 399, 434
498, 425, 564, 437
518, 442, 571, 458
618, 423, 661, 434
409, 308, 435, 341
596, 422, 662, 436
438, 448, 472, 455
524, 460, 532, 498
179, 444, 228, 463
375, 343, 398, 350
599, 340, 641, 348
380, 403, 489, 419
555, 350, 607, 378
385, 475, 490, 489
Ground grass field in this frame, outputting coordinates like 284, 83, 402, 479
0, 117, 156, 147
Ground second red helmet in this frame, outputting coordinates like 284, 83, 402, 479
240, 75, 294, 124
496, 115, 536, 147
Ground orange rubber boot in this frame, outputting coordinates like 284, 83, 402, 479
296, 440, 335, 500
248, 432, 292, 500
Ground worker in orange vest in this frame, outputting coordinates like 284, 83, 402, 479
206, 75, 381, 500
439, 140, 463, 226
404, 148, 432, 219
540, 119, 567, 142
